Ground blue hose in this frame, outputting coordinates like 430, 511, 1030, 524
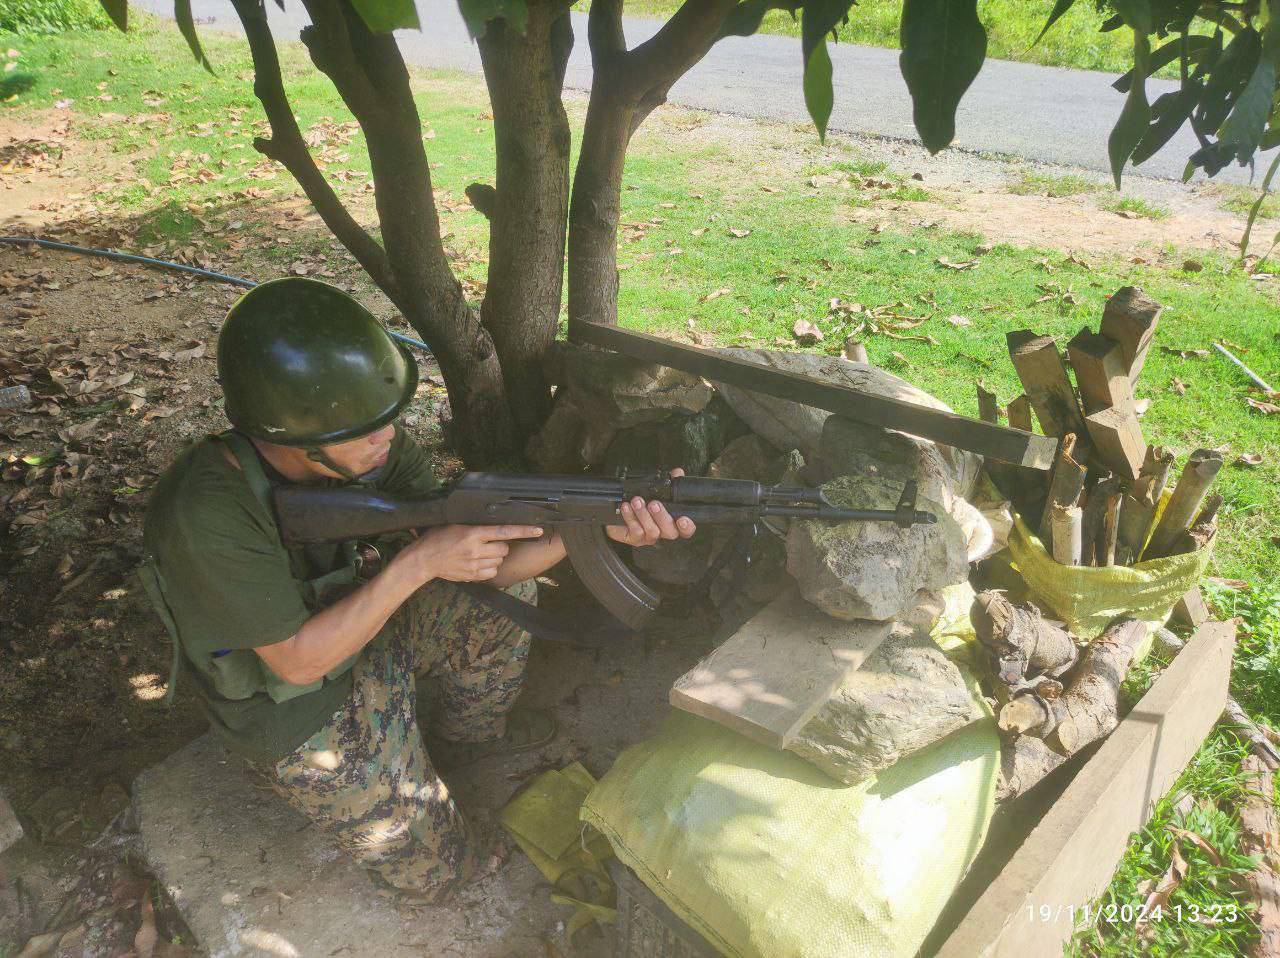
0, 235, 434, 355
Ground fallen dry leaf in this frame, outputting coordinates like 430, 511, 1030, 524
945, 315, 972, 328
1170, 377, 1187, 395
936, 256, 979, 270
1136, 839, 1187, 939
1161, 346, 1210, 360
700, 287, 730, 303
792, 319, 823, 344
1235, 452, 1264, 467
1167, 826, 1222, 866
1246, 397, 1280, 415
727, 227, 751, 238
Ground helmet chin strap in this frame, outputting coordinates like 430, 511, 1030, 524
305, 446, 360, 482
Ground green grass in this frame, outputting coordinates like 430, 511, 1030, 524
1217, 185, 1280, 221
626, 0, 1195, 73
1009, 170, 1102, 197
6, 21, 1280, 957
0, 0, 108, 34
1101, 195, 1171, 220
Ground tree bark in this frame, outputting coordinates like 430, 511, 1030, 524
290, 0, 519, 466
567, 0, 736, 327
476, 1, 574, 435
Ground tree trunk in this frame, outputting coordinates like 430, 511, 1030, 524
476, 1, 574, 435
567, 78, 637, 327
297, 0, 520, 466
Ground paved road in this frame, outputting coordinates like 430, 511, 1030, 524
139, 0, 1269, 185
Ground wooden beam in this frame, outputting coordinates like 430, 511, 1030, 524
669, 587, 892, 749
1170, 587, 1211, 628
568, 322, 1059, 469
1100, 286, 1162, 384
1007, 395, 1033, 433
1067, 328, 1135, 415
1145, 449, 1224, 559
936, 621, 1235, 958
1083, 405, 1147, 481
1006, 331, 1089, 440
1040, 434, 1086, 549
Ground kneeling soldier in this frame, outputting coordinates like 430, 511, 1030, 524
140, 278, 695, 901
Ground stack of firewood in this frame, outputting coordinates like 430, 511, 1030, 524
980, 286, 1223, 567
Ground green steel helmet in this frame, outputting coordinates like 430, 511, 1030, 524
217, 278, 418, 446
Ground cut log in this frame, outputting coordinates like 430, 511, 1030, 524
1007, 331, 1090, 440
1224, 700, 1280, 771
1083, 405, 1147, 481
669, 585, 892, 749
937, 621, 1234, 958
996, 735, 1068, 803
1164, 516, 1218, 559
1040, 434, 1087, 550
1115, 446, 1174, 565
1170, 587, 1210, 628
1195, 493, 1223, 528
972, 591, 1078, 688
1067, 328, 1136, 415
1050, 504, 1083, 566
1080, 476, 1119, 566
1046, 619, 1148, 755
1007, 394, 1033, 432
1144, 449, 1224, 559
977, 382, 1001, 424
1100, 286, 1162, 384
1239, 754, 1280, 958
1099, 491, 1123, 567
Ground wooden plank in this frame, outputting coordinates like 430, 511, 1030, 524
1006, 331, 1089, 441
1083, 405, 1147, 481
937, 621, 1235, 958
568, 321, 1059, 469
1007, 395, 1033, 433
1100, 286, 1162, 384
1170, 587, 1211, 628
669, 587, 892, 749
1067, 328, 1135, 415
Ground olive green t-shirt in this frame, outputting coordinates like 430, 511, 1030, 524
142, 426, 438, 762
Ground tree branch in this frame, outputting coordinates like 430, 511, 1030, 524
296, 0, 391, 130
588, 0, 627, 66
228, 0, 397, 297
625, 0, 737, 90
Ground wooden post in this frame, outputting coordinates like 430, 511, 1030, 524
1007, 331, 1090, 440
977, 382, 1002, 424
1145, 449, 1224, 559
1082, 405, 1147, 481
1100, 286, 1162, 384
1080, 476, 1119, 566
1007, 395, 1033, 433
1115, 446, 1174, 565
1099, 491, 1122, 566
569, 322, 1060, 468
1039, 435, 1087, 549
1050, 505, 1083, 565
1067, 328, 1136, 414
936, 621, 1234, 958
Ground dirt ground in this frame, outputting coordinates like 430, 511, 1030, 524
0, 93, 1272, 953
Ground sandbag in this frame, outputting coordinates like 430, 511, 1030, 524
1003, 515, 1212, 644
582, 709, 999, 958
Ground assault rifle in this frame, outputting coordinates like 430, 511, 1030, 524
274, 472, 936, 632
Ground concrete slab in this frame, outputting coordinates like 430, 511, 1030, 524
133, 613, 713, 957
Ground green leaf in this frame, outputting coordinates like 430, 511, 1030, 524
1113, 34, 1213, 93
97, 0, 127, 31
1033, 0, 1076, 47
800, 0, 854, 141
899, 0, 988, 153
803, 38, 834, 140
1108, 31, 1150, 186
350, 0, 421, 31
1217, 57, 1278, 162
457, 0, 527, 39
175, 0, 215, 74
1240, 150, 1280, 256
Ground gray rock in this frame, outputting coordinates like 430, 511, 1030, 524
816, 415, 980, 508
632, 534, 719, 586
711, 349, 955, 461
0, 787, 22, 853
708, 434, 781, 481
601, 400, 737, 477
525, 389, 616, 473
786, 595, 983, 785
786, 476, 968, 621
544, 342, 713, 428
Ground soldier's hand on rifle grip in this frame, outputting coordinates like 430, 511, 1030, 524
606, 467, 698, 547
403, 523, 545, 584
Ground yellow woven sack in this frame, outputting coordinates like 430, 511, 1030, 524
1005, 514, 1212, 642
582, 708, 999, 958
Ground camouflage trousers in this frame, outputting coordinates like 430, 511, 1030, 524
269, 578, 535, 901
